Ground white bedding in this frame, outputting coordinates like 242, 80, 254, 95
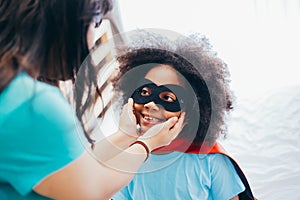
220, 84, 300, 199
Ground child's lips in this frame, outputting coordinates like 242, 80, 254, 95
141, 113, 164, 125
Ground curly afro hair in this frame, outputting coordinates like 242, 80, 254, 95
111, 30, 233, 145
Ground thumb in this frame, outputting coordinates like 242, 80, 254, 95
127, 98, 134, 111
163, 116, 178, 129
127, 98, 135, 118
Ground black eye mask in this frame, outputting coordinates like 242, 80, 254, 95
131, 79, 186, 112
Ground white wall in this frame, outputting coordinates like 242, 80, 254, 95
117, 0, 300, 100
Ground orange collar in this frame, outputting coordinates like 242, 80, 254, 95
153, 138, 224, 154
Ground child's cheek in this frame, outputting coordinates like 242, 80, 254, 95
165, 110, 181, 120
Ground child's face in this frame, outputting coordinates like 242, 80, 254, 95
133, 64, 185, 133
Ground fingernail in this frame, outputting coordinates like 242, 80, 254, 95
171, 116, 178, 122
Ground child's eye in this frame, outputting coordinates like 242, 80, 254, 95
140, 87, 151, 96
160, 92, 177, 103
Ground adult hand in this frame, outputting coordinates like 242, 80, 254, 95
138, 112, 185, 151
118, 98, 138, 139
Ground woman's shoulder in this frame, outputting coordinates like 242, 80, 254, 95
0, 72, 61, 118
1, 72, 77, 129
1, 72, 61, 103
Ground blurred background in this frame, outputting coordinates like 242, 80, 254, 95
117, 0, 300, 100
94, 0, 300, 199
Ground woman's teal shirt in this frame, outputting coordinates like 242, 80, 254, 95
0, 72, 85, 199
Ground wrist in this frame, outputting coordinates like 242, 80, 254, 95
118, 125, 139, 137
102, 130, 138, 151
129, 140, 150, 162
135, 138, 155, 152
117, 128, 139, 142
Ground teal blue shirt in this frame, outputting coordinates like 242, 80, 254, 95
0, 72, 85, 199
113, 152, 245, 200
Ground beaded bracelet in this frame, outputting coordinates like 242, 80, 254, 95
129, 140, 150, 162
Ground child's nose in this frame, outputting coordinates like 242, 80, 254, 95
144, 101, 160, 111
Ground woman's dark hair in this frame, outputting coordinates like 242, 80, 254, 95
111, 30, 233, 145
0, 0, 113, 144
0, 0, 112, 91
